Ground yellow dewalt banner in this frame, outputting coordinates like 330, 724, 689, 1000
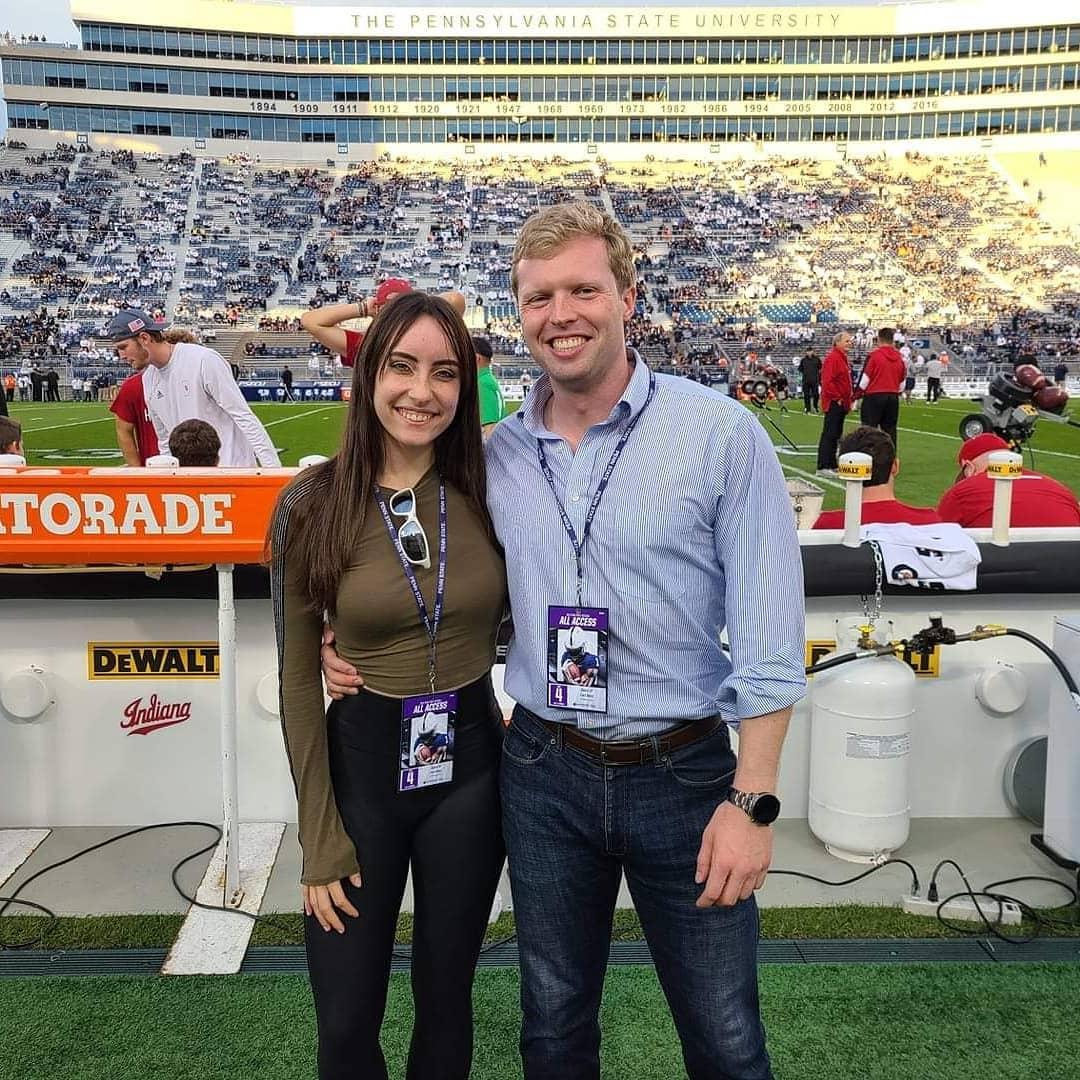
805, 639, 940, 678
88, 642, 220, 680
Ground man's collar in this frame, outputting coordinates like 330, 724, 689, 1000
519, 349, 649, 440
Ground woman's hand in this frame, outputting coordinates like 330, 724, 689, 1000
304, 872, 363, 933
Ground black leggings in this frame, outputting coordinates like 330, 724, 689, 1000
305, 676, 506, 1080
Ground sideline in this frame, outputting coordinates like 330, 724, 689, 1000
19, 416, 114, 435
262, 406, 338, 427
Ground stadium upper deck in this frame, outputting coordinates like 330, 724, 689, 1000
1, 1, 1079, 154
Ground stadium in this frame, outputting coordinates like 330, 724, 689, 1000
1, 1, 1080, 1078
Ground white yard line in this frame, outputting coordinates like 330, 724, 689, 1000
888, 421, 1080, 462
20, 416, 114, 434
162, 821, 286, 976
263, 406, 338, 427
783, 462, 844, 490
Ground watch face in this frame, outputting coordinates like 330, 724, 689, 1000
751, 794, 781, 825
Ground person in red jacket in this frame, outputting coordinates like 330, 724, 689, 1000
859, 327, 906, 451
300, 279, 466, 368
813, 426, 941, 529
938, 432, 1080, 528
816, 330, 854, 474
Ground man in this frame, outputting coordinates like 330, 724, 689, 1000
110, 351, 159, 466
324, 202, 805, 1079
797, 349, 820, 413
169, 418, 221, 467
812, 427, 941, 529
858, 327, 906, 449
473, 334, 504, 436
816, 330, 854, 475
300, 280, 467, 368
281, 364, 296, 401
102, 309, 280, 467
938, 432, 1080, 528
1053, 359, 1069, 386
925, 353, 944, 403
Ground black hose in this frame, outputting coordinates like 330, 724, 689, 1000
1002, 628, 1080, 697
805, 648, 895, 676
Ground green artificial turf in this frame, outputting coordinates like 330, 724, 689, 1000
2, 903, 1077, 951
3, 963, 1078, 1080
10, 397, 1080, 515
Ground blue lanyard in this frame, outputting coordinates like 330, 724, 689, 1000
373, 479, 448, 693
536, 370, 656, 606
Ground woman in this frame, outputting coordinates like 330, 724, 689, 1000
270, 291, 506, 1080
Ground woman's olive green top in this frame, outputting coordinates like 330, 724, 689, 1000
272, 466, 507, 885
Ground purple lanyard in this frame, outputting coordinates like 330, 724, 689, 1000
374, 480, 448, 693
536, 370, 656, 606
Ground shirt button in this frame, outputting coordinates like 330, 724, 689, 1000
571, 495, 581, 503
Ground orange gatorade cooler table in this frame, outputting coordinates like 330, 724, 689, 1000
0, 466, 295, 565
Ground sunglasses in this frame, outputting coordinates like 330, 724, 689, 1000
388, 487, 430, 569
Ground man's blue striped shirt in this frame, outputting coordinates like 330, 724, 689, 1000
485, 354, 806, 740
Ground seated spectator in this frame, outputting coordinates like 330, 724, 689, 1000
0, 416, 23, 456
938, 433, 1080, 528
169, 418, 221, 467
813, 426, 941, 529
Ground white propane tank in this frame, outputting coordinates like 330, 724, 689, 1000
808, 633, 916, 863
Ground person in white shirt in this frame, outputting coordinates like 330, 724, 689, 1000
100, 308, 280, 467
925, 354, 944, 403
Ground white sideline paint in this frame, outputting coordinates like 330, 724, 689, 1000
784, 463, 844, 491
263, 407, 337, 427
0, 829, 50, 889
826, 411, 1080, 463
20, 417, 114, 435
162, 821, 286, 976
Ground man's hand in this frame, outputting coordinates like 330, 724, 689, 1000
694, 800, 773, 908
321, 625, 364, 700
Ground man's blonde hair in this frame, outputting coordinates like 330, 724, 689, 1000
511, 201, 637, 297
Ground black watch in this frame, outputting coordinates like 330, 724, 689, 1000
727, 788, 781, 826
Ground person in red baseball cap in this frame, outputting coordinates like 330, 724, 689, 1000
300, 280, 466, 368
937, 432, 1080, 527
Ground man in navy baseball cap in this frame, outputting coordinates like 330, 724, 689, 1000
98, 308, 170, 343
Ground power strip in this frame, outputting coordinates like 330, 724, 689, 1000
901, 894, 1022, 926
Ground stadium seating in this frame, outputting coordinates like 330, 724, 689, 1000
1, 148, 1078, 391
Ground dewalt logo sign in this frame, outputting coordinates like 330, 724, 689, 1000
88, 642, 220, 680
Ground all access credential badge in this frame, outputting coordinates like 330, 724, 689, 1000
399, 692, 457, 792
547, 606, 608, 713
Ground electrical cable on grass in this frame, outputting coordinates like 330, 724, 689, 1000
0, 821, 515, 956
927, 859, 1079, 944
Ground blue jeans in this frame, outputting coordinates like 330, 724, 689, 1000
501, 706, 772, 1080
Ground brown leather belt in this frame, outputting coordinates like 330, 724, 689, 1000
536, 713, 722, 766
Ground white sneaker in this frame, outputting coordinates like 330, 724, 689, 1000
816, 468, 838, 477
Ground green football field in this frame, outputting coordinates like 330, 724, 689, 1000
8, 395, 1080, 513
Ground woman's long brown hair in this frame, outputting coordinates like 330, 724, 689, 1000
270, 291, 491, 617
